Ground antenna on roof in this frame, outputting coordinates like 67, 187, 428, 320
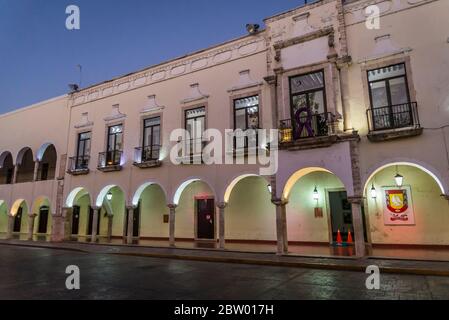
77, 64, 82, 88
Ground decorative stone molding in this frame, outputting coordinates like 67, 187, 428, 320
74, 112, 94, 129
104, 104, 126, 122
70, 36, 266, 107
181, 83, 209, 104
228, 70, 263, 93
140, 95, 165, 114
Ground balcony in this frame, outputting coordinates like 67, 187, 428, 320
67, 156, 90, 175
133, 145, 162, 168
366, 102, 422, 142
97, 150, 123, 172
226, 129, 263, 157
279, 112, 339, 150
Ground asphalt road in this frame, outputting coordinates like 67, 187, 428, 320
0, 245, 448, 300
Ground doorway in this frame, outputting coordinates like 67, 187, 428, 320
328, 191, 353, 244
125, 203, 140, 238
37, 206, 49, 234
13, 207, 23, 233
71, 206, 80, 235
196, 198, 215, 240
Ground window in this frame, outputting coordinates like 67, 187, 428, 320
106, 124, 123, 165
233, 96, 259, 150
142, 117, 161, 161
75, 131, 91, 169
289, 70, 328, 139
234, 96, 259, 130
368, 63, 412, 130
184, 107, 206, 160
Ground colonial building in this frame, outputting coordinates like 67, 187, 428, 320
1, 0, 448, 258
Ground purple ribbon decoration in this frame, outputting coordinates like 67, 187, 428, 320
294, 107, 314, 139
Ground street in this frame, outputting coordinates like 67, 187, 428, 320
0, 245, 448, 300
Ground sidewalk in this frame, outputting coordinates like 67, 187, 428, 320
1, 239, 449, 276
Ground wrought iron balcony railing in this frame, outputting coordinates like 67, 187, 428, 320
177, 138, 207, 164
134, 145, 161, 164
98, 150, 122, 169
67, 156, 90, 174
279, 112, 333, 143
366, 102, 420, 132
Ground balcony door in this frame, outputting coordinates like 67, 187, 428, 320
37, 206, 49, 234
234, 96, 259, 151
106, 124, 123, 165
185, 107, 206, 156
368, 63, 411, 130
76, 131, 91, 169
289, 70, 327, 139
142, 117, 161, 162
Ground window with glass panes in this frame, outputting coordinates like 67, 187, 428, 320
289, 70, 327, 138
107, 124, 123, 165
234, 96, 259, 150
368, 63, 412, 130
185, 107, 206, 155
142, 117, 161, 161
76, 131, 91, 169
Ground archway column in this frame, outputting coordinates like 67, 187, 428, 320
348, 196, 366, 258
51, 211, 65, 242
126, 206, 135, 244
6, 214, 14, 239
12, 166, 18, 184
217, 202, 227, 249
168, 204, 177, 247
272, 198, 288, 255
33, 161, 39, 181
27, 214, 37, 240
91, 207, 100, 242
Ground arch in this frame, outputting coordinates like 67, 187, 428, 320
363, 161, 446, 195
16, 147, 33, 166
10, 199, 27, 216
32, 196, 51, 214
96, 185, 125, 207
173, 178, 217, 205
0, 151, 12, 168
224, 174, 268, 204
36, 143, 56, 162
282, 167, 333, 200
66, 187, 91, 208
132, 182, 167, 207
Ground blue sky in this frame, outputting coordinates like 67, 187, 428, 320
0, 0, 305, 113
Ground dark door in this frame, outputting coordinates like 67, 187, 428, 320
125, 204, 140, 237
13, 207, 23, 232
197, 199, 215, 240
37, 207, 49, 234
329, 191, 353, 243
87, 207, 99, 235
40, 163, 49, 181
71, 206, 80, 235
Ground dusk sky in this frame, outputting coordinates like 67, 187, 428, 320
0, 0, 305, 114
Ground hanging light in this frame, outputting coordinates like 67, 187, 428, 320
267, 184, 272, 194
313, 186, 319, 201
395, 174, 404, 188
370, 184, 377, 199
394, 166, 403, 187
106, 192, 113, 201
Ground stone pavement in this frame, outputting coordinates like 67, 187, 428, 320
1, 239, 449, 276
0, 244, 448, 300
